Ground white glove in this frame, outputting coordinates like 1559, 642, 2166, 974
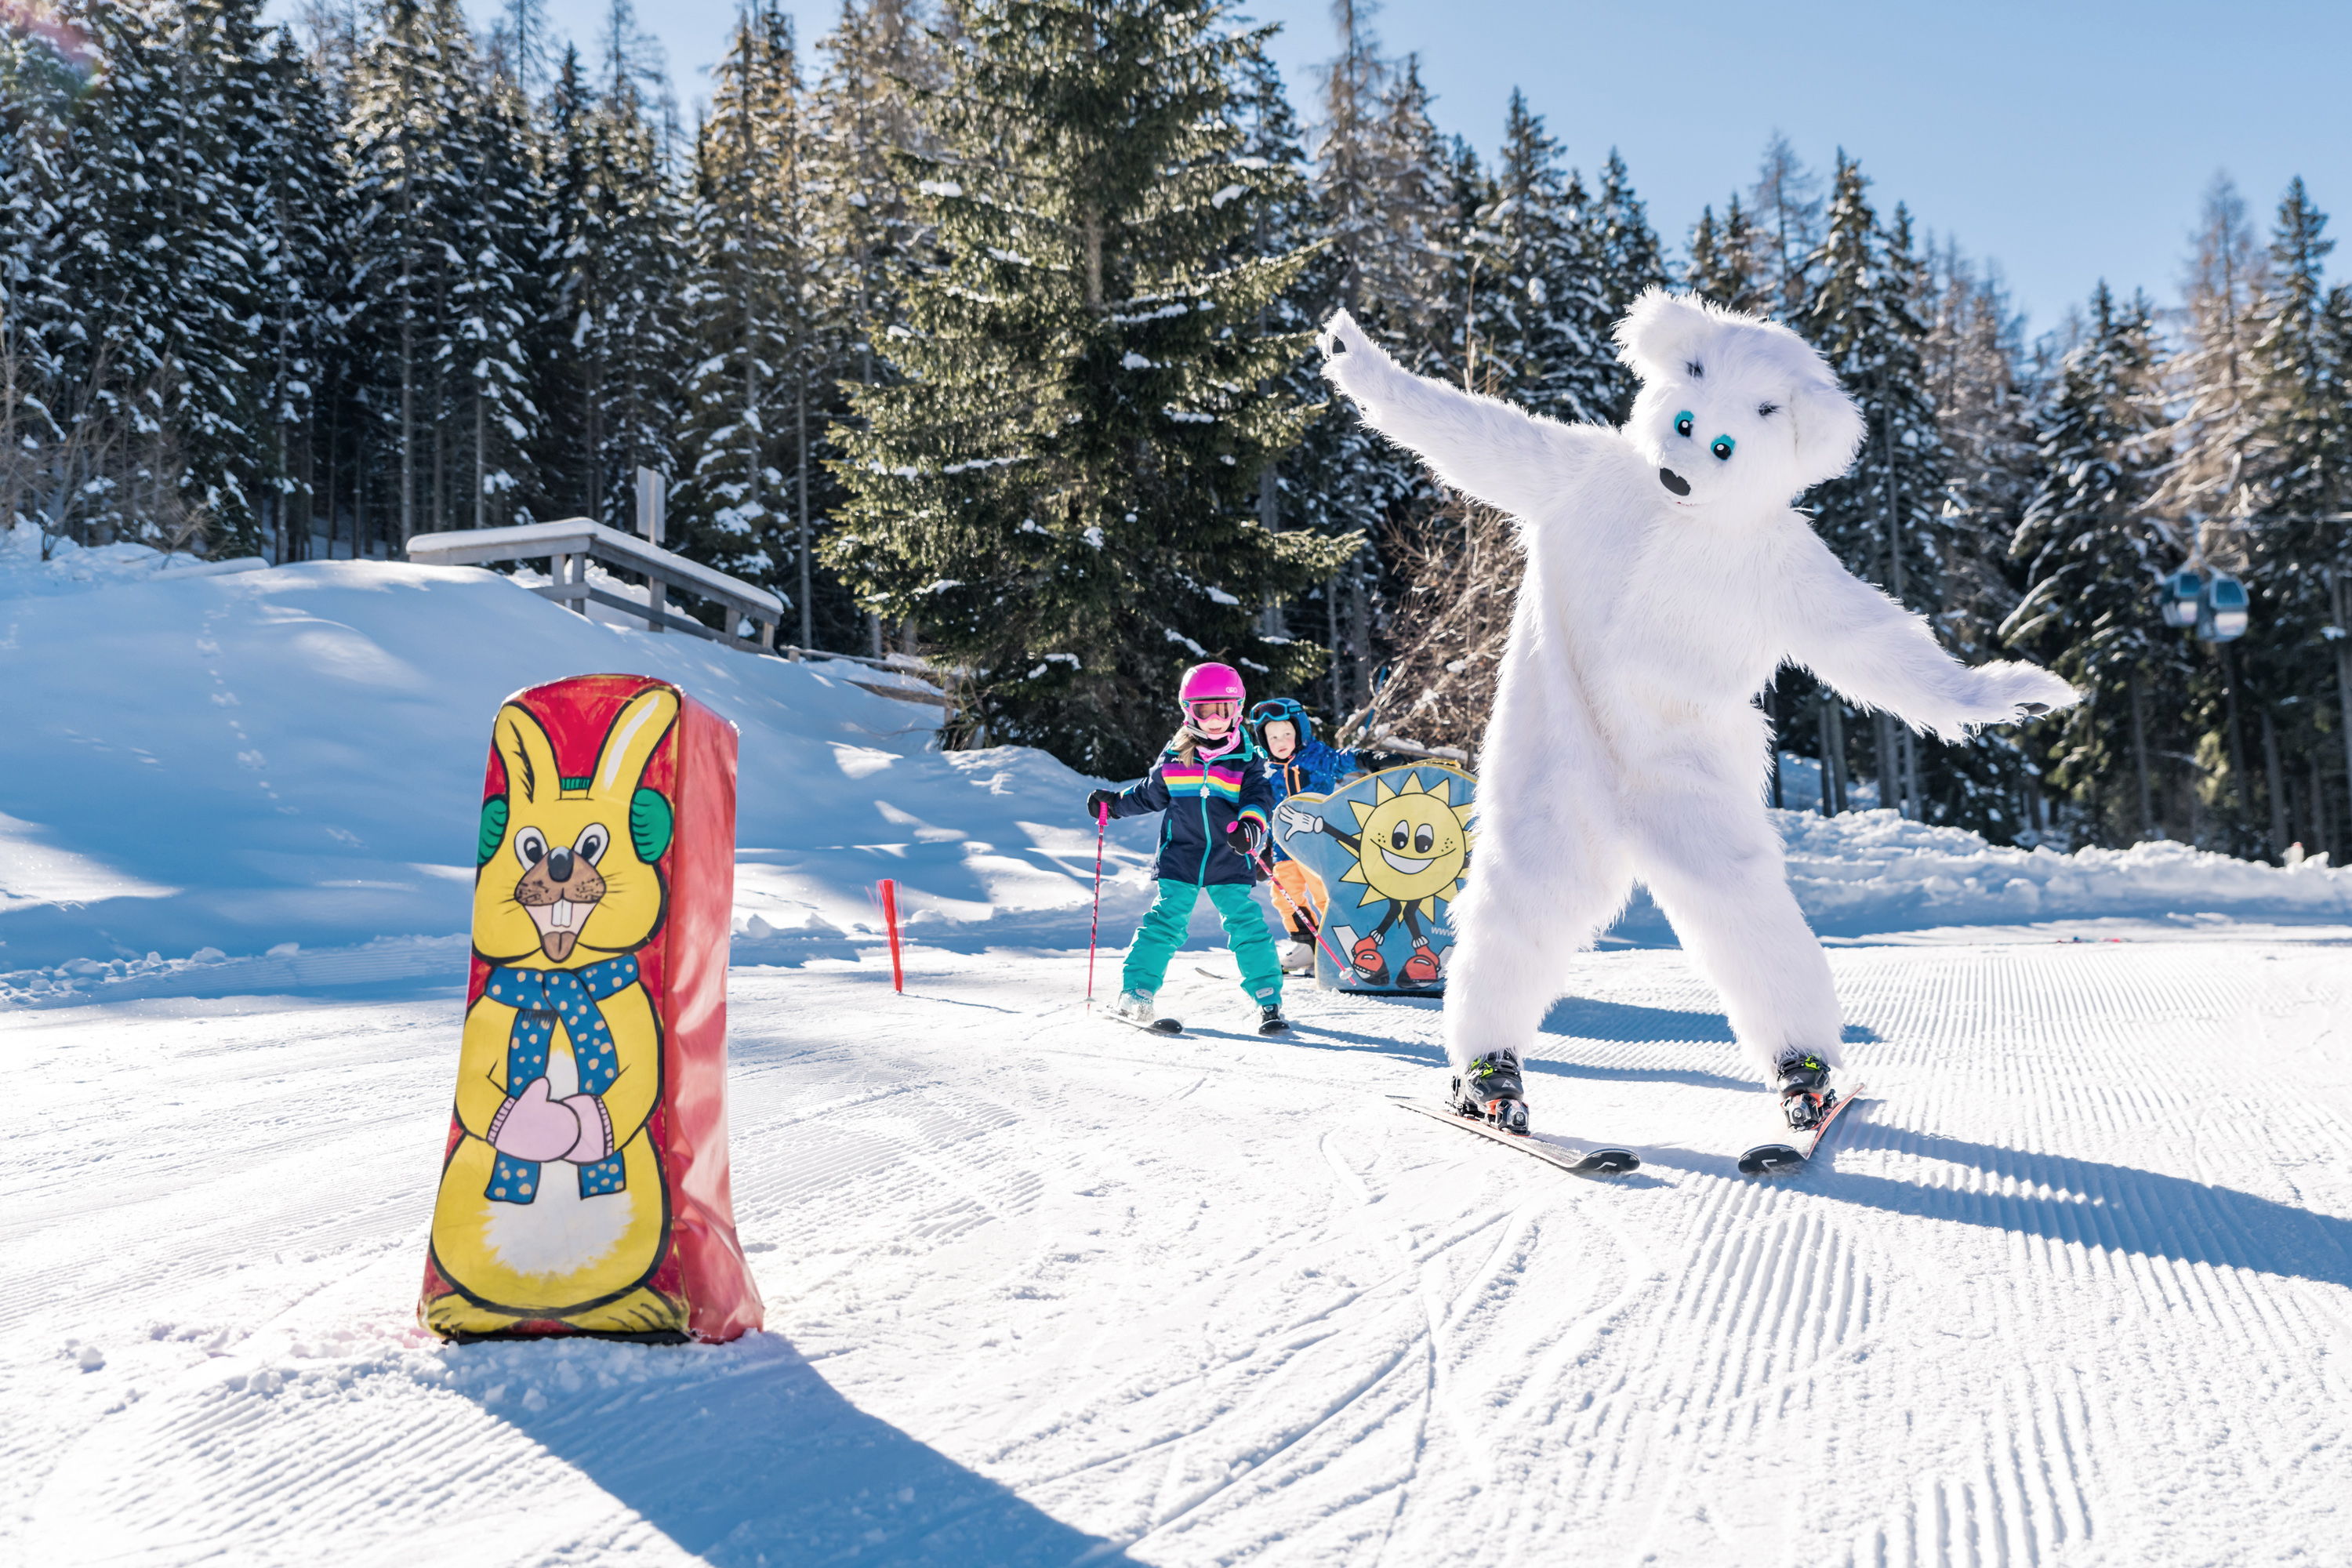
1277, 800, 1324, 836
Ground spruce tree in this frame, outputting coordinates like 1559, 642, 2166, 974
2004, 285, 2172, 847
1459, 91, 1610, 426
824, 0, 1351, 774
1801, 158, 1951, 822
674, 5, 805, 608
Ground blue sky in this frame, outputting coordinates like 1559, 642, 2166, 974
406, 1, 2350, 336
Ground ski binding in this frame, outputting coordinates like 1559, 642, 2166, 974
1739, 1081, 1867, 1175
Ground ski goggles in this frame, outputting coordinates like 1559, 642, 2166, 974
1249, 699, 1307, 726
1185, 699, 1239, 720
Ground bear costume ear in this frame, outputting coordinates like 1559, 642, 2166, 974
1612, 288, 1715, 383
1784, 370, 1867, 485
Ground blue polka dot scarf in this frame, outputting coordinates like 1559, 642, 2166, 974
481, 955, 641, 1205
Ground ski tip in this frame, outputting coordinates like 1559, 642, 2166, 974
1738, 1143, 1806, 1176
1574, 1149, 1641, 1174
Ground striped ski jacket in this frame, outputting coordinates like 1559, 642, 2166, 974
1105, 735, 1274, 887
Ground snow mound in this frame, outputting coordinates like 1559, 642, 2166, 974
0, 539, 1171, 989
1775, 808, 2352, 935
0, 524, 267, 595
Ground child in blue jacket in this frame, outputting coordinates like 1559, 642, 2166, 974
1084, 663, 1287, 1034
1248, 697, 1371, 973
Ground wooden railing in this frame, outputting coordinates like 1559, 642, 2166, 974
405, 517, 784, 652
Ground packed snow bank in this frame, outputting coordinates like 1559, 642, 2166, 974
1778, 808, 2352, 935
6, 532, 2350, 996
0, 522, 267, 593
0, 539, 1173, 981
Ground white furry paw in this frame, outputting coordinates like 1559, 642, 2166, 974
1978, 662, 2080, 727
1318, 309, 1377, 365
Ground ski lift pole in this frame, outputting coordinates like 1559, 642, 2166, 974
878, 877, 904, 993
1085, 803, 1108, 1007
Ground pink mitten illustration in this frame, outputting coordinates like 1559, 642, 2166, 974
489, 1077, 583, 1161
560, 1094, 614, 1163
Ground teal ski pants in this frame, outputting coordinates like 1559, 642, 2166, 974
1123, 878, 1283, 1006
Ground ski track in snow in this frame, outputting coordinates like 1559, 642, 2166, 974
6, 940, 2351, 1566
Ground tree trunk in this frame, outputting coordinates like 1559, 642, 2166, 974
2129, 668, 2155, 840
2218, 642, 2255, 851
2259, 703, 2288, 859
1874, 710, 1899, 816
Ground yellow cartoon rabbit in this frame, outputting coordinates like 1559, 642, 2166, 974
424, 684, 683, 1337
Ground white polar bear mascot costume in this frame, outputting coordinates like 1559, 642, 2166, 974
1312, 290, 2077, 1135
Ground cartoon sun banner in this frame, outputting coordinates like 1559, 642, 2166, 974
1272, 763, 1475, 993
418, 674, 764, 1344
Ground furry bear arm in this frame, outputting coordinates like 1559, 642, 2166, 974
1778, 530, 2078, 742
1318, 310, 1610, 521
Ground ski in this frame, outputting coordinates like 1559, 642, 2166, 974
1739, 1082, 1867, 1175
1388, 1096, 1640, 1175
1108, 1011, 1183, 1035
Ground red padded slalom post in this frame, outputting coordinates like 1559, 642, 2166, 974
419, 673, 764, 1344
879, 877, 904, 993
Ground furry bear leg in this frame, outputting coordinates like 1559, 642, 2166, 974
1440, 830, 1633, 1076
1627, 791, 1842, 1080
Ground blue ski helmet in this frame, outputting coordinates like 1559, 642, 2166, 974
1248, 697, 1316, 752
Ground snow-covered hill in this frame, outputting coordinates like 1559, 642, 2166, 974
5, 535, 2352, 1566
9, 531, 2351, 1000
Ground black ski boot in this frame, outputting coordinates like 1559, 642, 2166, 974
1774, 1051, 1835, 1131
1450, 1052, 1530, 1135
1258, 1004, 1290, 1035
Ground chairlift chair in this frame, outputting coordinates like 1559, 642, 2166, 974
2159, 568, 2204, 630
2201, 573, 2250, 641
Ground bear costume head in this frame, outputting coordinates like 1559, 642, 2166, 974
1613, 288, 1867, 520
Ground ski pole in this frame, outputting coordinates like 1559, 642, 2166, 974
1084, 801, 1108, 1007
1250, 840, 1355, 978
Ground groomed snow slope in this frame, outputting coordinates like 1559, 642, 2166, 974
6, 536, 2352, 1565
9, 942, 2352, 1566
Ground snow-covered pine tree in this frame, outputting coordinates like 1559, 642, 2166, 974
2233, 180, 2345, 858
0, 9, 84, 542
2002, 284, 2173, 848
1801, 159, 1955, 823
1458, 91, 1611, 426
824, 0, 1351, 774
1686, 194, 1770, 317
1300, 13, 1453, 717
804, 0, 953, 652
453, 64, 543, 531
2154, 173, 2269, 561
249, 29, 346, 557
1584, 149, 1668, 394
1750, 132, 1820, 322
673, 3, 809, 630
343, 0, 484, 543
535, 39, 682, 532
1226, 49, 1334, 653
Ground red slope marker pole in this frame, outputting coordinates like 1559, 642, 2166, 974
879, 877, 904, 993
1085, 802, 1109, 1007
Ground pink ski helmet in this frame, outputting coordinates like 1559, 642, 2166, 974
1178, 661, 1247, 711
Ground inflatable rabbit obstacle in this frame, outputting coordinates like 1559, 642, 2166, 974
419, 674, 764, 1343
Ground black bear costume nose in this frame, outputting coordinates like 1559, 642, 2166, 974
546, 848, 575, 884
1658, 466, 1691, 496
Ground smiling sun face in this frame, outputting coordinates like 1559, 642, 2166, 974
1341, 773, 1474, 913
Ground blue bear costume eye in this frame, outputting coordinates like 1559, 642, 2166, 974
1711, 435, 1736, 461
1674, 411, 1694, 437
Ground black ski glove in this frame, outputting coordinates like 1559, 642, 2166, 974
1084, 788, 1119, 820
1226, 818, 1269, 862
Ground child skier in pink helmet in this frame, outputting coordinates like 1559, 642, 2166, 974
1084, 662, 1287, 1035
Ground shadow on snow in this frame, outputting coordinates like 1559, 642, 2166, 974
466, 1330, 1137, 1566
